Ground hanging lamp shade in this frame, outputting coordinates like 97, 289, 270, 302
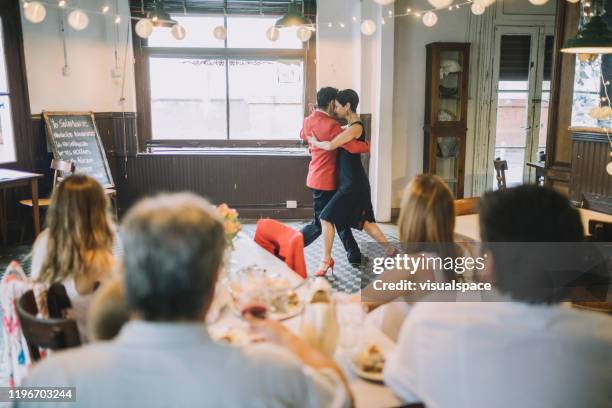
275, 1, 312, 28
147, 0, 177, 28
561, 15, 612, 54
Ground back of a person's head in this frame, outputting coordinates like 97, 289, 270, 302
39, 174, 114, 284
121, 193, 225, 321
316, 87, 338, 109
479, 185, 584, 304
398, 174, 455, 244
480, 185, 582, 242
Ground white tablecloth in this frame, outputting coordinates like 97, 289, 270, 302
212, 233, 402, 408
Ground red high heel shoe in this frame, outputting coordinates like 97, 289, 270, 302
315, 258, 335, 277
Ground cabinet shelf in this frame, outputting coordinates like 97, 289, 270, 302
423, 42, 470, 199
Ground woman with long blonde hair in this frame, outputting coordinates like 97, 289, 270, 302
361, 174, 459, 339
30, 174, 117, 341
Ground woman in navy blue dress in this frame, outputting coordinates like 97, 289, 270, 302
308, 89, 391, 276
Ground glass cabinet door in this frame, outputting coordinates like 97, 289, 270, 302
437, 50, 464, 123
435, 135, 460, 194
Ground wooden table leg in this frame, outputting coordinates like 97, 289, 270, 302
31, 178, 41, 237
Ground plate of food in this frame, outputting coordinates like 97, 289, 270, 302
351, 344, 386, 382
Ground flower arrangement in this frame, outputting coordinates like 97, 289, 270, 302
217, 203, 241, 248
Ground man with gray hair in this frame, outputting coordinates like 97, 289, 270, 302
19, 193, 350, 407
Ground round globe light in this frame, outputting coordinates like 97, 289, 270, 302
471, 3, 486, 15
422, 11, 438, 27
23, 1, 46, 24
171, 23, 187, 40
266, 26, 280, 42
373, 0, 396, 5
135, 18, 154, 38
607, 161, 612, 176
528, 0, 549, 5
296, 26, 312, 42
427, 0, 454, 9
213, 25, 227, 41
566, 0, 580, 3
68, 9, 89, 31
360, 19, 377, 36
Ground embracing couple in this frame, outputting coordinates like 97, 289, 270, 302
300, 87, 390, 277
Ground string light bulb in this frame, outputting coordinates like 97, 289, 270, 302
171, 23, 187, 40
266, 26, 280, 41
360, 19, 377, 36
114, 15, 121, 24
135, 18, 154, 38
471, 2, 486, 14
58, 0, 67, 8
213, 25, 227, 40
67, 9, 89, 31
428, 0, 454, 9
422, 11, 438, 27
296, 26, 312, 42
102, 4, 110, 13
23, 1, 47, 24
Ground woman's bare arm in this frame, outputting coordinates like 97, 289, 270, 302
308, 124, 362, 151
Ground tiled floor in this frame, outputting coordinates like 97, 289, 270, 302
242, 220, 399, 293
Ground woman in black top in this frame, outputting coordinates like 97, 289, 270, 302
308, 89, 391, 276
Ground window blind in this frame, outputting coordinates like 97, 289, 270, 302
499, 35, 531, 81
130, 0, 315, 17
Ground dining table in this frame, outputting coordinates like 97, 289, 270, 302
455, 207, 612, 242
210, 233, 403, 408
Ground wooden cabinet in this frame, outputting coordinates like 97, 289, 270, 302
423, 42, 470, 198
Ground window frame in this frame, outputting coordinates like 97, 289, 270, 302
0, 0, 32, 168
133, 14, 316, 151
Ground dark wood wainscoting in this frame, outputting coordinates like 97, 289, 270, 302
8, 112, 314, 244
570, 131, 612, 206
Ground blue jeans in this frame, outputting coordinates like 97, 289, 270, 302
301, 189, 362, 264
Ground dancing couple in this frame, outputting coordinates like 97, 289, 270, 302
300, 87, 390, 277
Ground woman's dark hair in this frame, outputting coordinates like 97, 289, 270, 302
336, 89, 360, 112
316, 87, 338, 109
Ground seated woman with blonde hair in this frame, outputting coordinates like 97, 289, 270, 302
30, 175, 119, 342
363, 174, 461, 340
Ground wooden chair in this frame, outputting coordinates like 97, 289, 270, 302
454, 197, 479, 216
493, 158, 508, 191
47, 282, 72, 319
16, 290, 81, 362
19, 159, 75, 209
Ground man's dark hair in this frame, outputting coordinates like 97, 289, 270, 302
479, 185, 585, 304
336, 89, 360, 112
317, 87, 338, 109
121, 193, 226, 321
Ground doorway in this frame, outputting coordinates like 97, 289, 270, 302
489, 26, 554, 188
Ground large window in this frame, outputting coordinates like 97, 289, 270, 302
137, 15, 311, 146
0, 19, 17, 164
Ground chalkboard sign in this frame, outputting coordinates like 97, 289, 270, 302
43, 111, 114, 189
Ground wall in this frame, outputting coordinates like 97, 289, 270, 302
13, 0, 312, 227
391, 0, 556, 207
391, 0, 470, 207
20, 0, 136, 113
316, 0, 394, 221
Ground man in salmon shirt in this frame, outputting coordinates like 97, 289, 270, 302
300, 87, 370, 267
